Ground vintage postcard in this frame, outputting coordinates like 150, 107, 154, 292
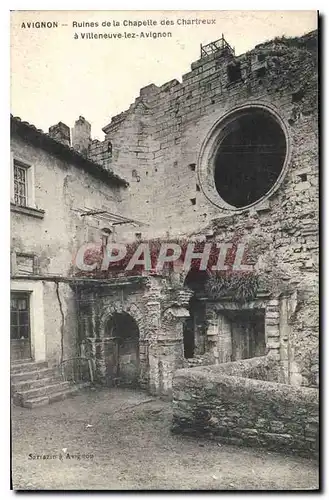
10, 10, 319, 491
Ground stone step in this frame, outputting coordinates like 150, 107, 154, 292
22, 382, 91, 409
11, 375, 62, 393
11, 360, 48, 374
14, 381, 72, 404
11, 367, 57, 383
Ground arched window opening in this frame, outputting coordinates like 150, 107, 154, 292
184, 269, 209, 295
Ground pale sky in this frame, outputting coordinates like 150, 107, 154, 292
11, 10, 317, 139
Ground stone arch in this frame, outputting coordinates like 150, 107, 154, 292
183, 269, 210, 292
99, 301, 146, 341
177, 267, 211, 291
98, 303, 147, 389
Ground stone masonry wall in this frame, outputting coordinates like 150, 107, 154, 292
172, 360, 319, 457
87, 31, 318, 386
88, 31, 318, 238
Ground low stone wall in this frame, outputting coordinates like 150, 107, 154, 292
201, 355, 281, 381
172, 358, 319, 457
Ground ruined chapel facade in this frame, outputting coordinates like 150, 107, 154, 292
11, 30, 318, 404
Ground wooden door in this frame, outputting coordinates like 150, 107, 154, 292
118, 336, 140, 387
11, 292, 31, 361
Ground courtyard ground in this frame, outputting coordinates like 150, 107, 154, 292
11, 387, 319, 491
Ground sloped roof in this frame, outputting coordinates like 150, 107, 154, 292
11, 115, 129, 187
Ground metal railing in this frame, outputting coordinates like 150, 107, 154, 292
59, 356, 94, 384
200, 35, 235, 59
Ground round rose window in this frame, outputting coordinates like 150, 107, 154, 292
198, 105, 289, 211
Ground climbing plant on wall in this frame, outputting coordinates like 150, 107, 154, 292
205, 271, 260, 303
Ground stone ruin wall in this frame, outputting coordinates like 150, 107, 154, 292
172, 357, 319, 457
76, 276, 195, 398
86, 31, 318, 388
88, 31, 317, 235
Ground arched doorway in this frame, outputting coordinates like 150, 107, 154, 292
105, 312, 140, 387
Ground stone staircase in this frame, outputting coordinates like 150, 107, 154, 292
184, 356, 205, 368
11, 359, 90, 408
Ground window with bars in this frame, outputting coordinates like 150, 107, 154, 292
14, 161, 28, 207
10, 292, 30, 340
